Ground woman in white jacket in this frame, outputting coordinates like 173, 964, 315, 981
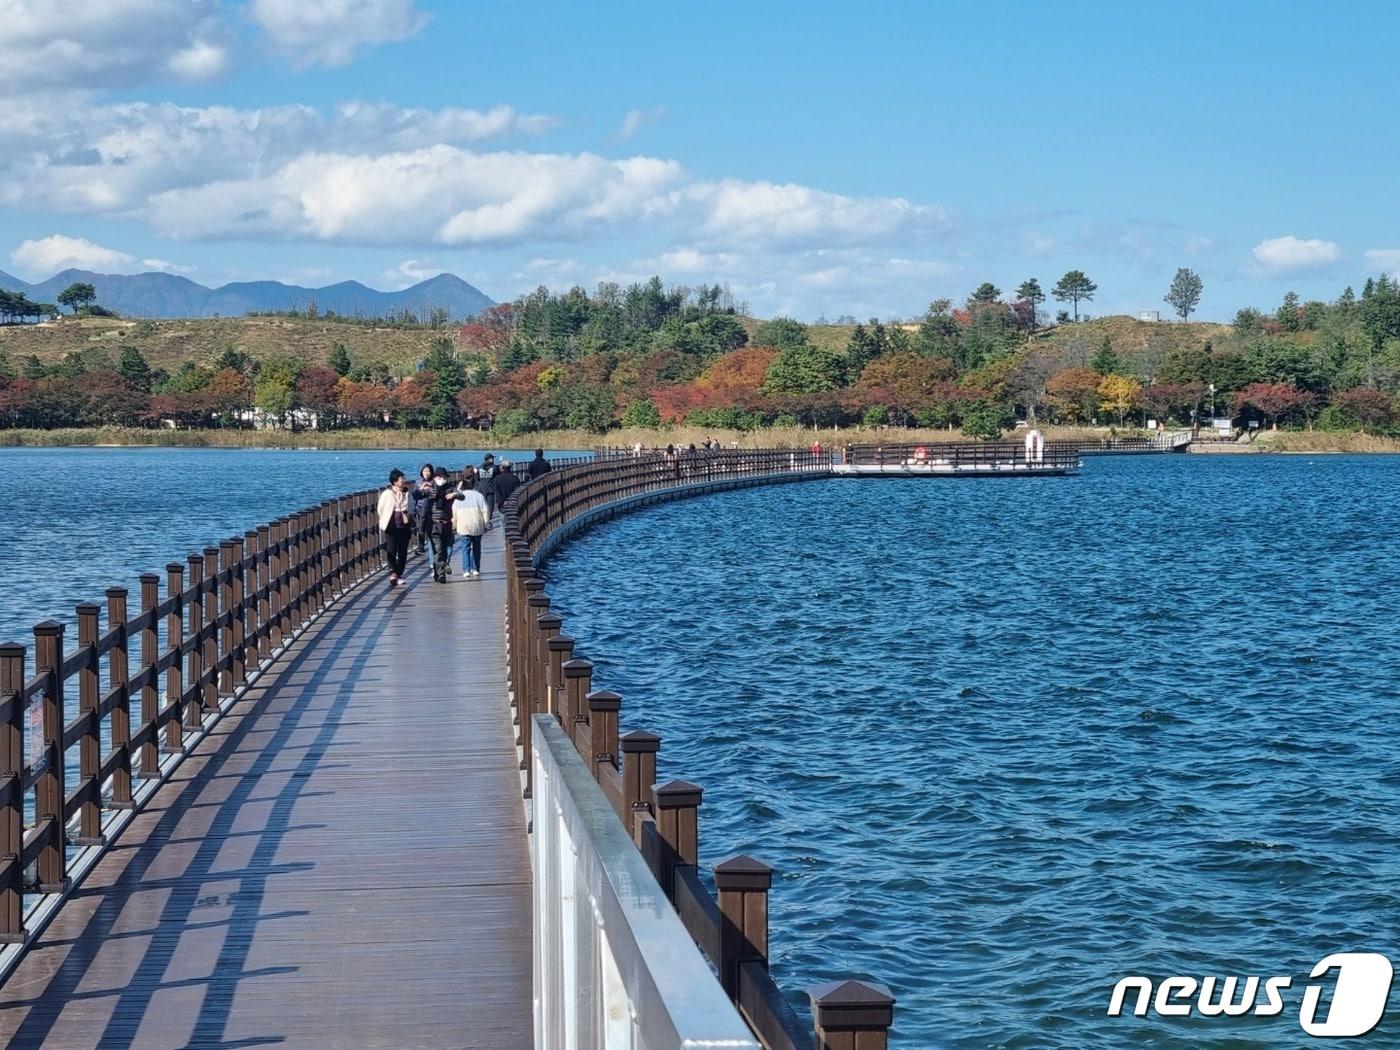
377, 469, 414, 586
453, 468, 491, 578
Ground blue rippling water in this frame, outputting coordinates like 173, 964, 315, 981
0, 446, 565, 647
546, 455, 1400, 1047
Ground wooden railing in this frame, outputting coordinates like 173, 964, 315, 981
503, 450, 897, 1050
842, 440, 1081, 470
0, 490, 383, 948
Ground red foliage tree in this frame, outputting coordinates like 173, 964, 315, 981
1333, 386, 1393, 431
1234, 382, 1316, 429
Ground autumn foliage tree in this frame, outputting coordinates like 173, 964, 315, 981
1045, 368, 1101, 422
1234, 382, 1316, 429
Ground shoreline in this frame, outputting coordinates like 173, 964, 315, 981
1, 426, 1398, 455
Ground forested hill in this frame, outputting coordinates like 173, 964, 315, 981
0, 269, 493, 321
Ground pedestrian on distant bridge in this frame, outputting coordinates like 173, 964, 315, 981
493, 459, 521, 508
526, 448, 552, 479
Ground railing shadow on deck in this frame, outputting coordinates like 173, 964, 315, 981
0, 577, 406, 1047
504, 449, 898, 1050
0, 488, 385, 994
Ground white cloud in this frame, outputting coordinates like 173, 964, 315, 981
382, 259, 445, 289
166, 39, 230, 80
10, 234, 189, 278
679, 180, 951, 248
613, 107, 666, 143
250, 0, 428, 68
1363, 249, 1400, 272
0, 0, 228, 92
0, 101, 558, 215
1250, 235, 1341, 273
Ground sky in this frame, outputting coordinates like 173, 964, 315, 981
3, 0, 1400, 321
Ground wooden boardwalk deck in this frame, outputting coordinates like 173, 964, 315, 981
0, 528, 532, 1049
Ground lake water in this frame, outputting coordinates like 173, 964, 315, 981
545, 455, 1400, 1047
3, 448, 1397, 1045
0, 446, 562, 648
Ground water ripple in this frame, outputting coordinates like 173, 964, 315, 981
548, 455, 1400, 1047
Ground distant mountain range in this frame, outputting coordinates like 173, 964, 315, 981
0, 268, 494, 320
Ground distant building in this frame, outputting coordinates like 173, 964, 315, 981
1139, 310, 1160, 322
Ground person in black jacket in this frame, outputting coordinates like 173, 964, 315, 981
419, 466, 462, 583
526, 449, 551, 479
411, 462, 435, 556
476, 453, 498, 520
493, 460, 521, 507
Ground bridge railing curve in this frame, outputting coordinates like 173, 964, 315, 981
0, 488, 383, 970
503, 449, 897, 1050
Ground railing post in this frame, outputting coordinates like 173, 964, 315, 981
546, 635, 574, 719
187, 553, 205, 730
257, 523, 273, 661
164, 561, 184, 753
74, 602, 104, 845
221, 539, 240, 691
106, 586, 133, 808
524, 593, 551, 731
585, 689, 620, 777
0, 642, 26, 940
620, 729, 659, 838
241, 529, 260, 680
651, 778, 700, 898
269, 519, 285, 652
533, 611, 561, 715
202, 547, 219, 709
138, 573, 159, 777
715, 854, 773, 999
562, 658, 592, 748
520, 577, 545, 712
33, 621, 67, 893
809, 981, 896, 1050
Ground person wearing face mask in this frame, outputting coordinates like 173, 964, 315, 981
412, 462, 435, 556
420, 467, 463, 584
376, 468, 414, 587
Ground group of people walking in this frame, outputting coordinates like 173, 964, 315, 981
377, 449, 552, 586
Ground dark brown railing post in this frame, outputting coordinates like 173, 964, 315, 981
268, 519, 285, 652
651, 778, 700, 898
138, 573, 159, 777
809, 981, 896, 1050
186, 553, 205, 730
202, 547, 219, 710
524, 593, 551, 735
106, 586, 133, 808
243, 529, 260, 675
586, 689, 620, 778
715, 854, 773, 999
164, 561, 185, 752
33, 621, 67, 892
562, 658, 593, 747
0, 642, 26, 940
74, 602, 103, 845
546, 635, 574, 719
220, 539, 238, 693
519, 575, 545, 687
620, 729, 659, 838
257, 523, 273, 661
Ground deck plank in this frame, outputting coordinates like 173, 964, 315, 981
0, 529, 532, 1049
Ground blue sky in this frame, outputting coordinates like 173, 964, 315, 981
4, 0, 1399, 320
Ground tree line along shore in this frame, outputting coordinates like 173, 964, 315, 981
3, 270, 1400, 446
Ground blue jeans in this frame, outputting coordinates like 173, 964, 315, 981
460, 534, 482, 573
